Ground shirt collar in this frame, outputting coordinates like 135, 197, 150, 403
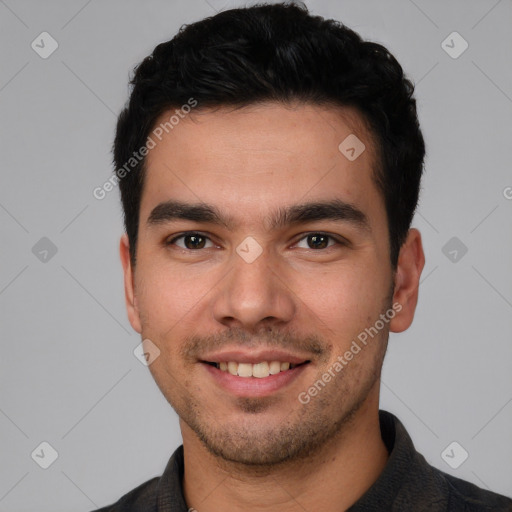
154, 410, 433, 511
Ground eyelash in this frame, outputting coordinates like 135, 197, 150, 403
165, 231, 346, 251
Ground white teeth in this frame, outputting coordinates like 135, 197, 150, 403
227, 361, 238, 376
252, 362, 269, 378
217, 360, 298, 377
237, 363, 253, 377
269, 361, 281, 375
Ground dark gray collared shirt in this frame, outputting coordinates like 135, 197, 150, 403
94, 410, 512, 511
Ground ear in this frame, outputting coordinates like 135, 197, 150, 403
389, 228, 425, 333
120, 233, 142, 334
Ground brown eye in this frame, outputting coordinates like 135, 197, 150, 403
307, 234, 330, 249
167, 232, 214, 250
296, 233, 341, 250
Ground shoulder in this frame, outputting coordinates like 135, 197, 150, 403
397, 449, 512, 511
91, 445, 186, 511
376, 411, 512, 511
92, 476, 159, 511
437, 469, 512, 511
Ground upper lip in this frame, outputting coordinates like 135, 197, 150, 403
200, 349, 311, 365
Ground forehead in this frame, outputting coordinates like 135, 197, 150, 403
140, 102, 384, 232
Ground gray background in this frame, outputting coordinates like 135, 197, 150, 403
1, 0, 511, 510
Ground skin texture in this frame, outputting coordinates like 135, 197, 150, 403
120, 102, 425, 511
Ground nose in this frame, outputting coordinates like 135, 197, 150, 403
211, 243, 296, 332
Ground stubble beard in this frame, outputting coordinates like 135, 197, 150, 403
175, 347, 385, 471
153, 290, 393, 470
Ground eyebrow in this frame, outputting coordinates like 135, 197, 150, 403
146, 199, 371, 233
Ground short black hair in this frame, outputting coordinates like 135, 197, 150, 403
113, 2, 425, 269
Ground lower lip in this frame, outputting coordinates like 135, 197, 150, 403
202, 363, 309, 397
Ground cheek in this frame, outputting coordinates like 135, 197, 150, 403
135, 261, 207, 328
134, 282, 180, 348
300, 262, 388, 338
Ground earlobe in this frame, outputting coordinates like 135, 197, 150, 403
389, 228, 425, 333
120, 234, 142, 334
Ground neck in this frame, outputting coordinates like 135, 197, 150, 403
181, 394, 389, 512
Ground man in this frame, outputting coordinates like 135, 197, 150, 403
96, 3, 512, 511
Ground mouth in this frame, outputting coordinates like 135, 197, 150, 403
202, 360, 310, 378
199, 349, 313, 397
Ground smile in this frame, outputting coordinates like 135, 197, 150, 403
201, 359, 311, 397
204, 360, 309, 378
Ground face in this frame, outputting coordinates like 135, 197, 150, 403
120, 102, 421, 466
